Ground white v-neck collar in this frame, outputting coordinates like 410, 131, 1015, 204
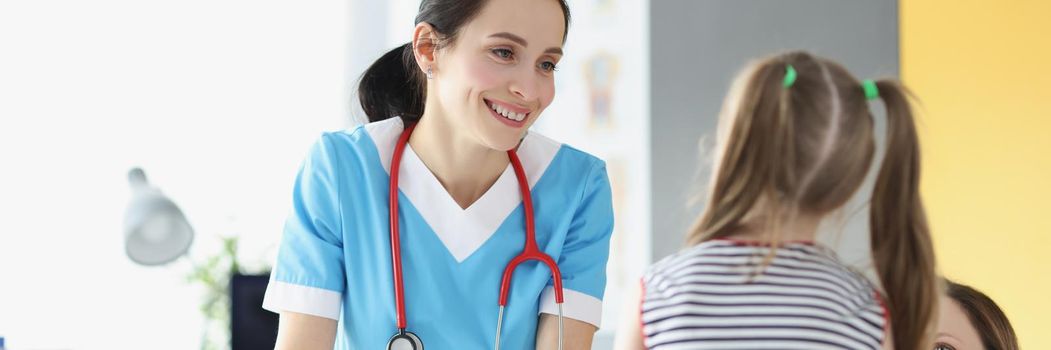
364, 118, 561, 262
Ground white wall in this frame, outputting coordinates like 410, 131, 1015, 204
0, 0, 350, 348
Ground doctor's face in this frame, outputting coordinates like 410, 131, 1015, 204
431, 0, 566, 151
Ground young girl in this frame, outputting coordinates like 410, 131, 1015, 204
263, 0, 614, 349
616, 51, 938, 350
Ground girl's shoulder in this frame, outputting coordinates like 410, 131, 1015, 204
644, 239, 884, 311
641, 240, 887, 349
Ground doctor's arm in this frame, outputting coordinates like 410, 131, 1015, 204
535, 161, 613, 349
536, 314, 597, 349
274, 311, 337, 350
269, 135, 344, 350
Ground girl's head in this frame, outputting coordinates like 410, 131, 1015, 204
688, 51, 938, 350
936, 280, 1019, 350
358, 0, 570, 151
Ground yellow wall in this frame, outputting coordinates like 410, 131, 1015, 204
903, 0, 1051, 348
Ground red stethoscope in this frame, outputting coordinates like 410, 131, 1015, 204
386, 124, 566, 350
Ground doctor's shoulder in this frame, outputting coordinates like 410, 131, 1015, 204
527, 131, 608, 179
301, 119, 404, 175
532, 133, 613, 224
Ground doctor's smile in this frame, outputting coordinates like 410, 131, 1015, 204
485, 98, 532, 128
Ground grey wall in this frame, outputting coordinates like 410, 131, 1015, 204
649, 0, 900, 262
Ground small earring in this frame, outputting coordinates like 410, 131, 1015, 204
425, 67, 433, 79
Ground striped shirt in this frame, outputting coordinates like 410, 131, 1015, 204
641, 239, 887, 350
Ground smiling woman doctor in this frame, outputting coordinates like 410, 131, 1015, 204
261, 0, 614, 349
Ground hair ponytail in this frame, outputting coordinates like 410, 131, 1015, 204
357, 43, 426, 123
869, 79, 938, 350
686, 61, 783, 245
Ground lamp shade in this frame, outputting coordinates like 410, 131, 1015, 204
123, 168, 194, 266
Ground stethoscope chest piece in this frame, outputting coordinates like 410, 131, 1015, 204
387, 329, 423, 350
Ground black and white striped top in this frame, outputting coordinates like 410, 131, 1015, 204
641, 239, 887, 350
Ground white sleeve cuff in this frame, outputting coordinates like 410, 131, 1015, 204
262, 280, 343, 320
538, 286, 604, 328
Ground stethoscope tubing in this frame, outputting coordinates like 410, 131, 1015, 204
389, 123, 565, 350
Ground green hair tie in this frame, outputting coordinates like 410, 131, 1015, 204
862, 79, 879, 100
783, 64, 797, 88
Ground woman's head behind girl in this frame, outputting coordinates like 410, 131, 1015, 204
688, 51, 938, 350
937, 279, 1019, 350
357, 0, 570, 151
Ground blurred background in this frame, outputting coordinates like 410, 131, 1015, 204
0, 0, 1046, 349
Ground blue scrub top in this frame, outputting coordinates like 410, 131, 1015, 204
263, 118, 614, 350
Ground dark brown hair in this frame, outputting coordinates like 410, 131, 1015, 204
946, 280, 1019, 350
687, 51, 938, 350
357, 0, 571, 123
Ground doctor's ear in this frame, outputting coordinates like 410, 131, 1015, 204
412, 22, 441, 76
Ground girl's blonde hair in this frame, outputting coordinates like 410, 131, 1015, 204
687, 51, 938, 350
